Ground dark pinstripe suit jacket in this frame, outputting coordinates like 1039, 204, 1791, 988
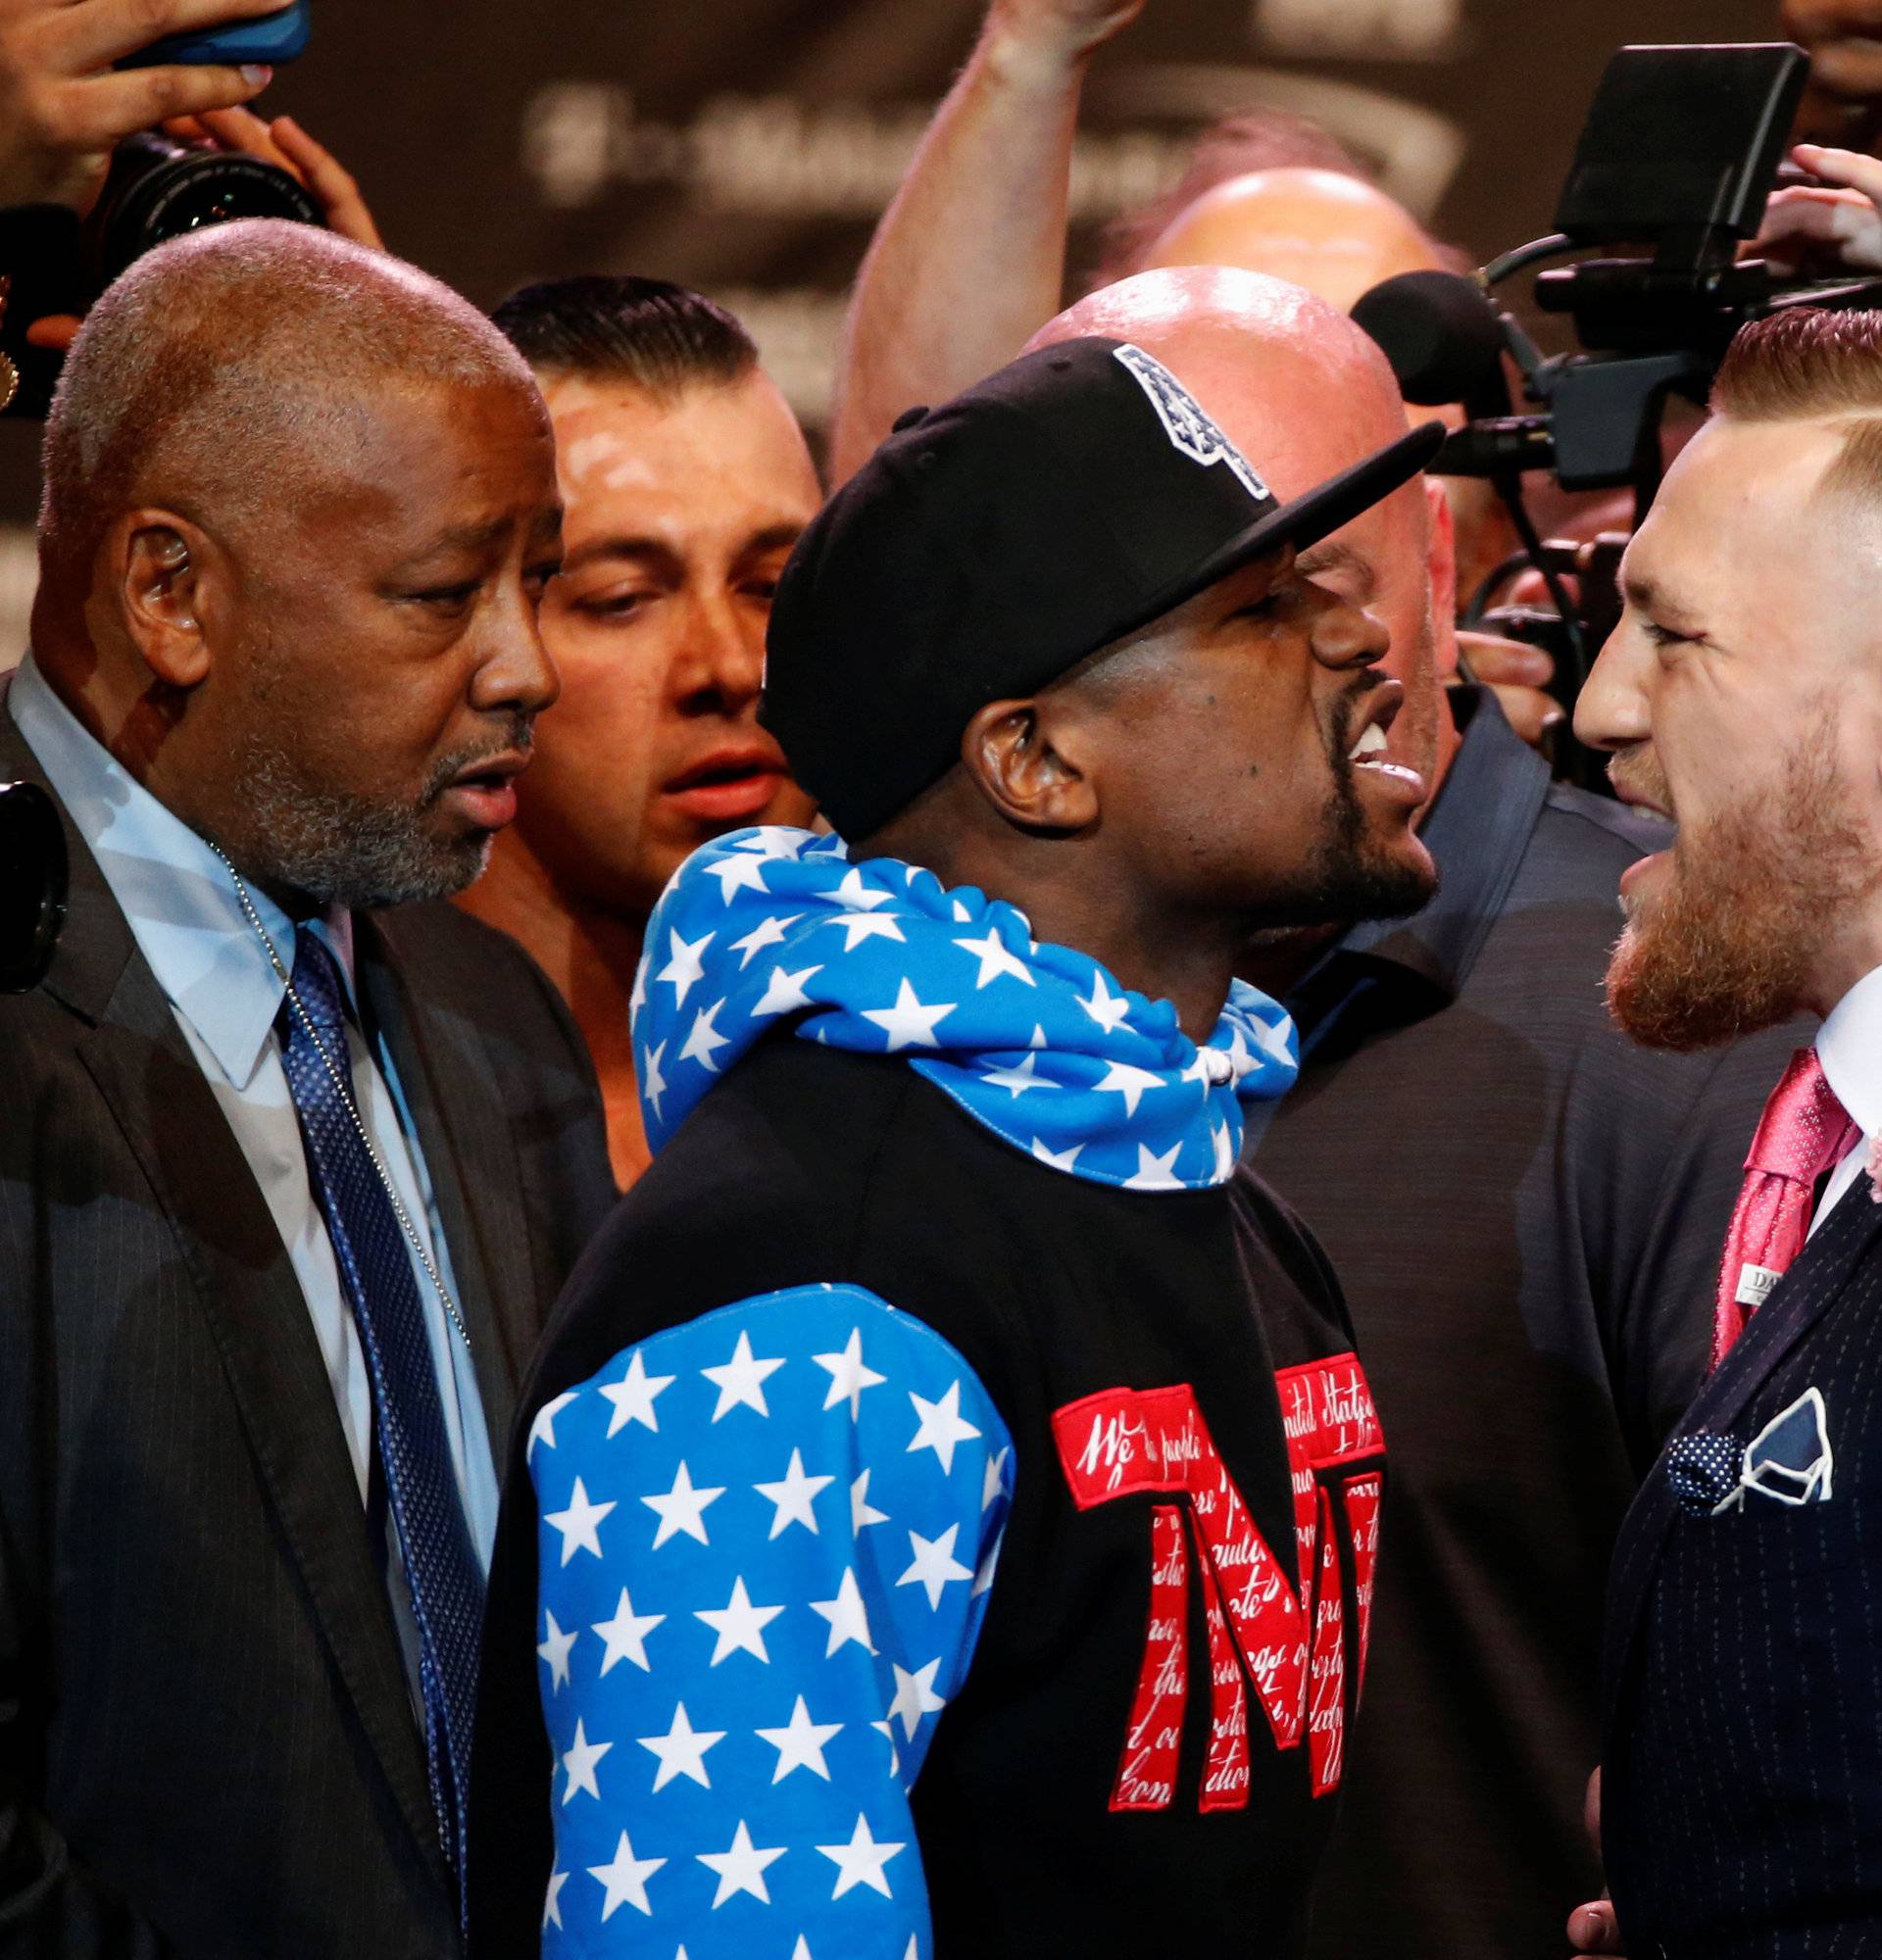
0, 685, 617, 1957
1603, 1167, 1882, 1959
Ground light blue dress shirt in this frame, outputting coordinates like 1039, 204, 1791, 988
9, 654, 501, 1665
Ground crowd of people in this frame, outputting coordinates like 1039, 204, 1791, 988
10, 1, 1882, 1957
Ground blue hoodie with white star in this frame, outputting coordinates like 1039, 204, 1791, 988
513, 827, 1306, 1959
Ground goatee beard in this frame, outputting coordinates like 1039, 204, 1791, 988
1608, 718, 1876, 1051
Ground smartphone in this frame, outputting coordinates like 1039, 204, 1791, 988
121, 2, 312, 69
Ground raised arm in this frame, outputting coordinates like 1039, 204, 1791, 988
827, 0, 1144, 482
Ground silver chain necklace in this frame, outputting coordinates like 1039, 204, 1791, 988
209, 843, 474, 1358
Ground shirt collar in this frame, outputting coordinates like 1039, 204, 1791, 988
1817, 963, 1882, 1142
8, 651, 355, 1085
1331, 687, 1552, 1007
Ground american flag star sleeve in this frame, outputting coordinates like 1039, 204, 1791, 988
522, 1283, 1015, 1957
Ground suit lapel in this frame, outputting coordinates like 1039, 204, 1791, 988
1604, 1178, 1882, 1724
4, 689, 445, 1879
354, 916, 535, 1453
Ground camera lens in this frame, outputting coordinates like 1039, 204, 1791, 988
80, 133, 325, 297
0, 780, 68, 994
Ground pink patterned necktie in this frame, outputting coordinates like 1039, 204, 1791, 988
1711, 1047, 1859, 1370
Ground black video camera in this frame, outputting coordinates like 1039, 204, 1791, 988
0, 780, 66, 993
1354, 43, 1882, 788
1, 130, 325, 419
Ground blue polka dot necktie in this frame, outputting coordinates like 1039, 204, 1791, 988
276, 924, 483, 1888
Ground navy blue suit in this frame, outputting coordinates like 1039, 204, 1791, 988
1604, 1171, 1882, 1957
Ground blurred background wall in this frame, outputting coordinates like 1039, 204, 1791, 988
0, 0, 1776, 652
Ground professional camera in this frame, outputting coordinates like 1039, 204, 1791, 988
1, 129, 325, 419
0, 780, 67, 993
1354, 42, 1882, 788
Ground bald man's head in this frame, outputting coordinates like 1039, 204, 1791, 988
32, 220, 567, 911
1135, 168, 1451, 316
38, 220, 536, 596
1029, 266, 1458, 801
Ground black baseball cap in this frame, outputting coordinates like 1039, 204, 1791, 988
762, 335, 1444, 841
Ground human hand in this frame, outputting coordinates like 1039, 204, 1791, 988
1566, 1766, 1628, 1956
1453, 631, 1562, 753
984, 0, 1147, 71
1756, 142, 1882, 273
0, 0, 280, 214
163, 108, 384, 249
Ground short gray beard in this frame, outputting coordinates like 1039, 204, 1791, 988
1608, 713, 1879, 1051
227, 727, 520, 911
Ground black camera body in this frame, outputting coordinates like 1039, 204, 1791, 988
0, 780, 67, 994
1, 132, 325, 419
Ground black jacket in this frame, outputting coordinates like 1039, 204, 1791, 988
0, 688, 616, 1958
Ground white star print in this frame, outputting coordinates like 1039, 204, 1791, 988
1182, 1046, 1214, 1087
695, 1574, 785, 1664
952, 928, 1036, 989
810, 1567, 875, 1656
702, 1329, 786, 1419
861, 978, 957, 1052
656, 928, 713, 1009
817, 1812, 907, 1899
1077, 969, 1132, 1034
588, 1830, 664, 1920
826, 910, 906, 952
814, 1328, 886, 1419
637, 1700, 725, 1791
751, 963, 822, 1018
545, 1477, 616, 1565
755, 1694, 843, 1783
851, 1469, 889, 1532
537, 1608, 577, 1692
525, 1390, 578, 1459
1124, 1141, 1185, 1190
701, 852, 771, 904
982, 1446, 1011, 1512
730, 912, 799, 967
600, 1349, 675, 1437
642, 1461, 725, 1548
973, 1524, 1006, 1597
871, 1716, 901, 1778
1212, 1121, 1236, 1181
697, 1819, 787, 1907
754, 1447, 835, 1537
981, 1052, 1052, 1098
833, 866, 893, 910
908, 1381, 981, 1474
887, 1657, 947, 1740
592, 1587, 664, 1675
1029, 1137, 1084, 1171
641, 1040, 669, 1119
561, 1719, 613, 1804
678, 999, 731, 1073
629, 953, 648, 1017
1248, 1015, 1294, 1067
542, 1867, 569, 1931
898, 1523, 974, 1609
1096, 1059, 1165, 1118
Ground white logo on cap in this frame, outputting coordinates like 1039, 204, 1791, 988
1113, 344, 1273, 505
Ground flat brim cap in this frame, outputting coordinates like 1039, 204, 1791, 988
762, 336, 1444, 840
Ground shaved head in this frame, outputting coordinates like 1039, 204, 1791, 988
1136, 168, 1451, 316
37, 220, 536, 607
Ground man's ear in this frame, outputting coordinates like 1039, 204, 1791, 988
1424, 477, 1461, 682
109, 512, 221, 691
961, 694, 1100, 834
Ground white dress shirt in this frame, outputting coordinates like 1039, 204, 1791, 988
9, 654, 500, 1586
1811, 961, 1882, 1237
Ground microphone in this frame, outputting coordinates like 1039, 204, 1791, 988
1352, 269, 1511, 416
